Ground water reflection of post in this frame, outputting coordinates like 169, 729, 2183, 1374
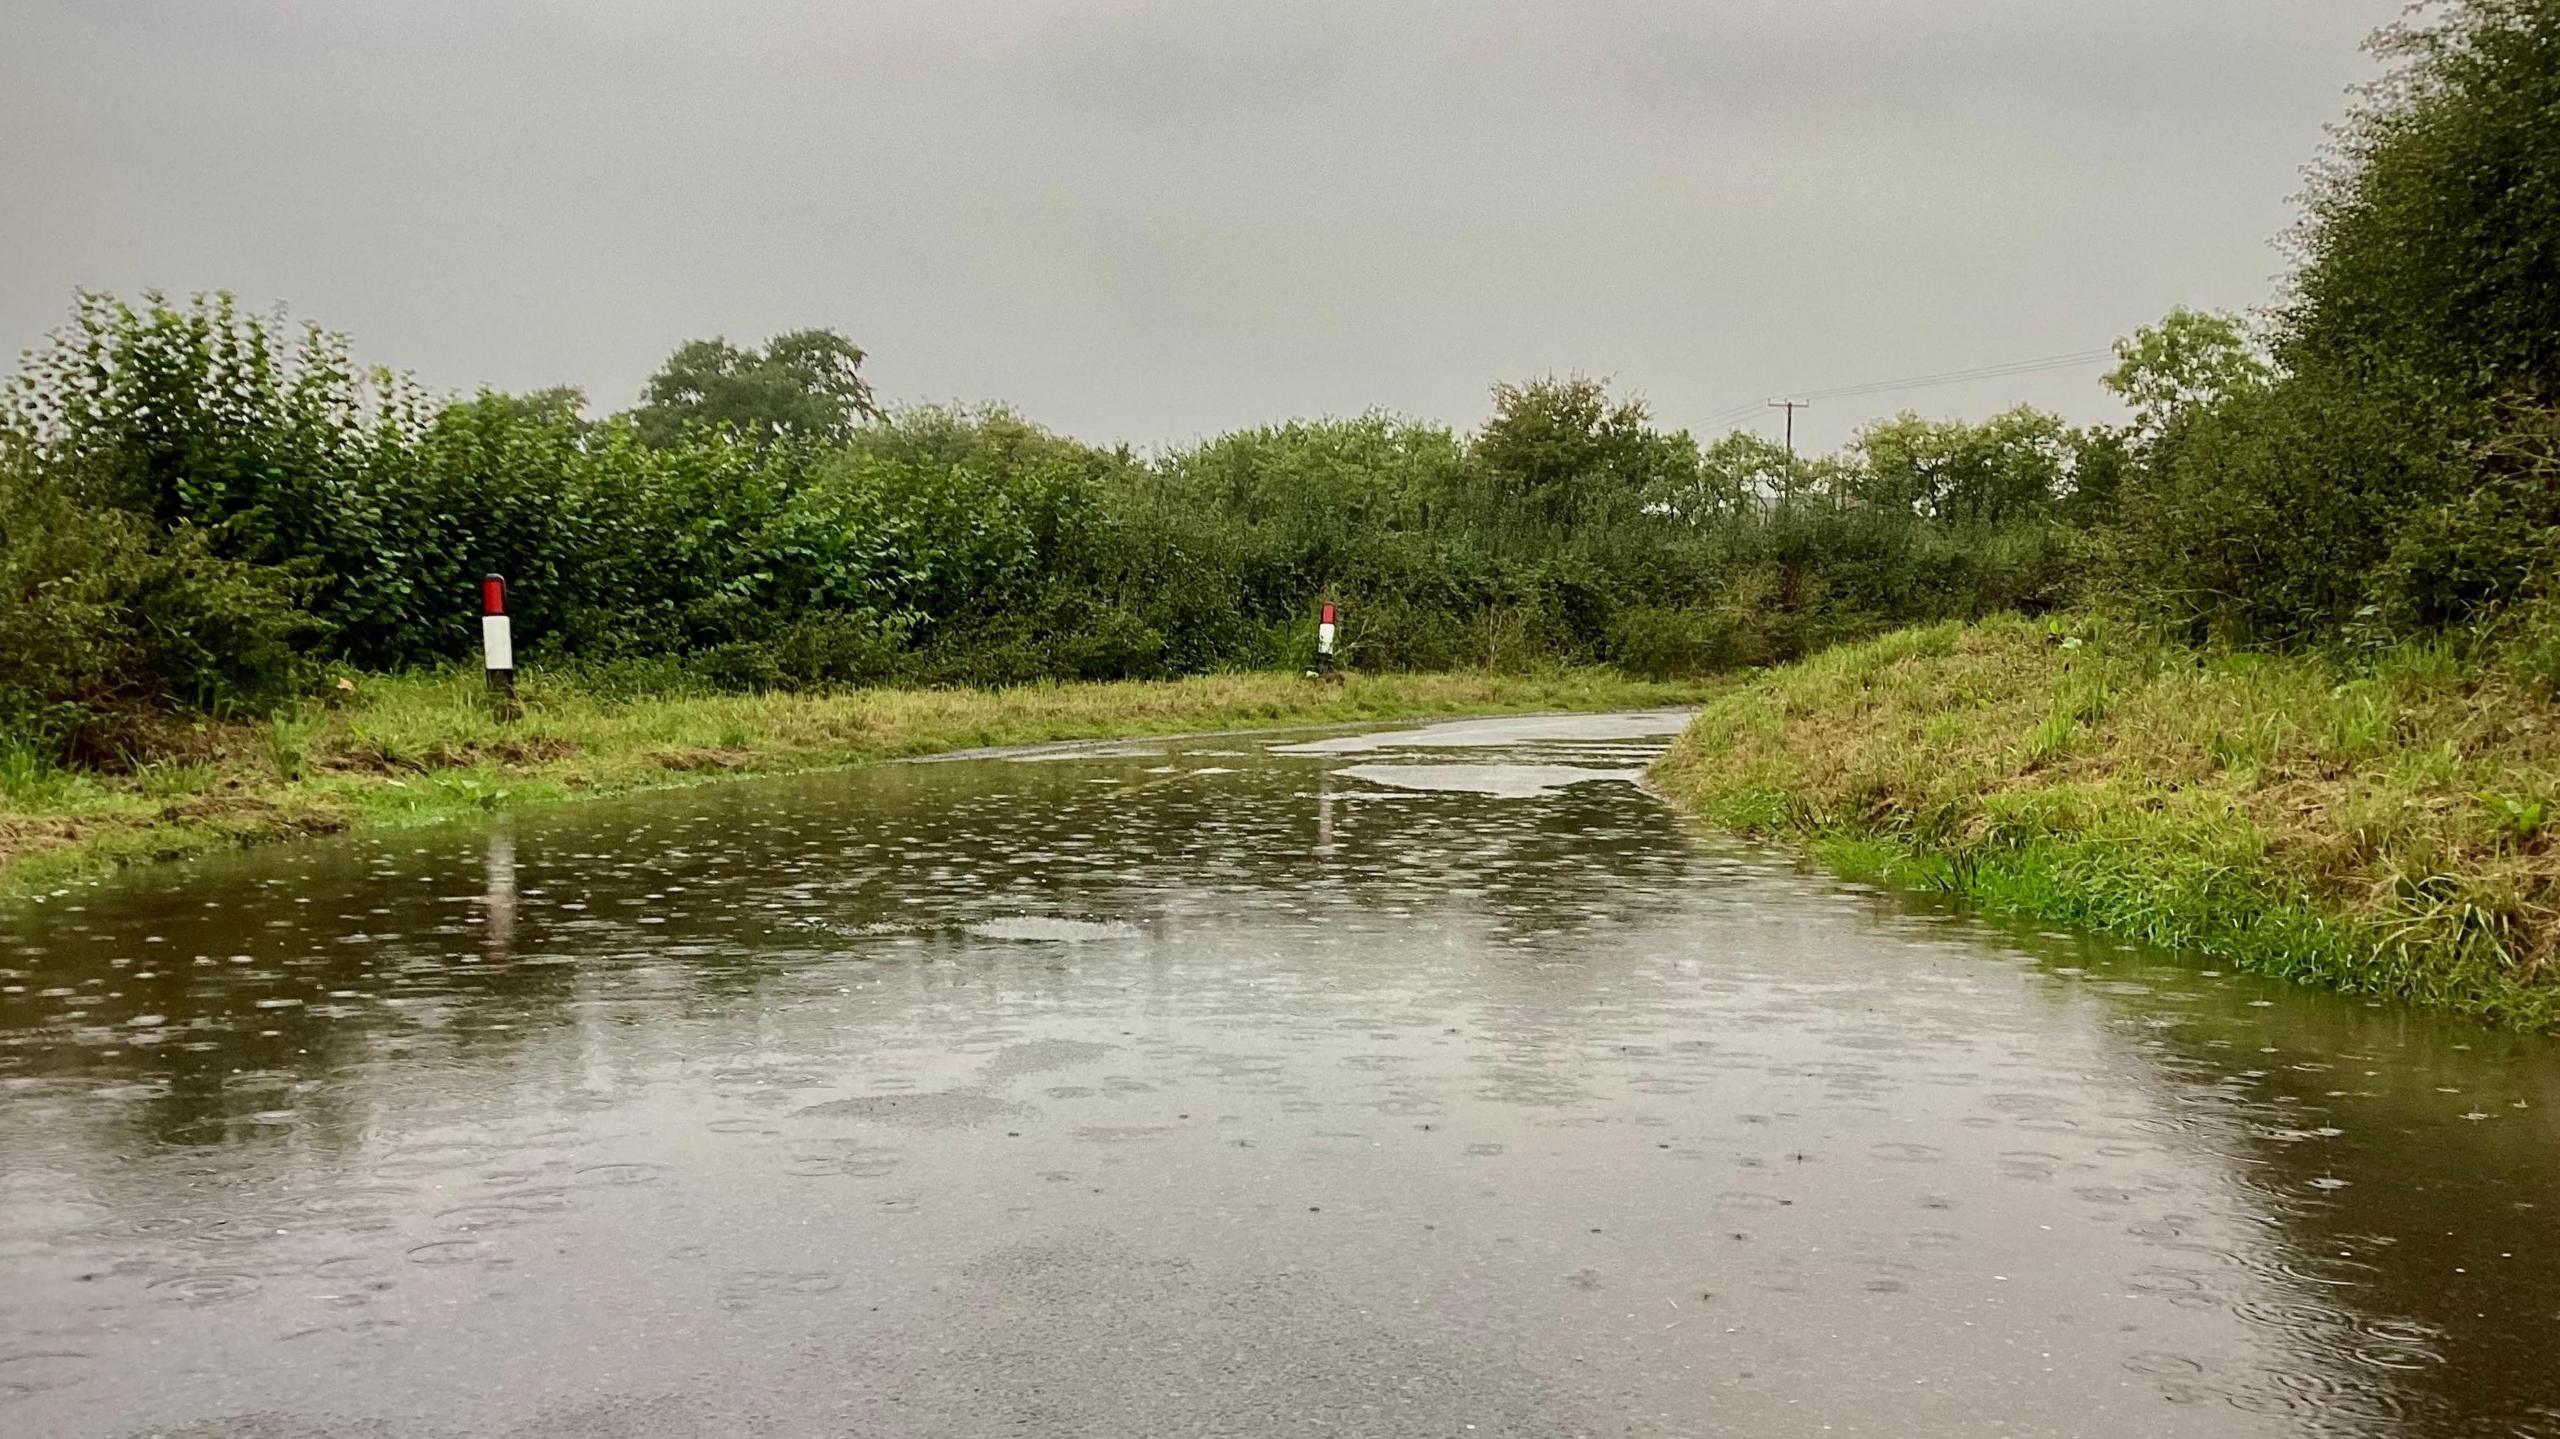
1315, 765, 1336, 861
484, 824, 517, 965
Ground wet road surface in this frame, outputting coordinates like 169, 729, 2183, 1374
4, 711, 2559, 1437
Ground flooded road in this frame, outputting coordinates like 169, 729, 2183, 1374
4, 711, 2559, 1438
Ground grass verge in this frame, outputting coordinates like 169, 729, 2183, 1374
1650, 614, 2560, 1029
2, 667, 1712, 902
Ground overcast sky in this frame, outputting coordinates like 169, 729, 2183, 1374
3, 1, 2403, 453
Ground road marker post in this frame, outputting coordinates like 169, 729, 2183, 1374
1314, 602, 1337, 678
481, 574, 518, 720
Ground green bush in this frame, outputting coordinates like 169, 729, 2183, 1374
1608, 607, 1740, 679
2, 292, 2096, 748
2285, 0, 2560, 401
2099, 2, 2560, 651
0, 463, 306, 760
2110, 349, 2485, 646
2375, 476, 2559, 633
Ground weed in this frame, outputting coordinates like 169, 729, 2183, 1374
136, 762, 215, 800
2478, 791, 2547, 844
0, 745, 77, 809
265, 727, 308, 783
2026, 711, 2079, 767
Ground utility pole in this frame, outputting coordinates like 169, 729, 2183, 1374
1768, 399, 1809, 506
1766, 399, 1809, 462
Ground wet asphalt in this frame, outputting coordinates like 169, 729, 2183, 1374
4, 711, 2558, 1437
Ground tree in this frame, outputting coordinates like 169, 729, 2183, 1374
1681, 432, 1794, 519
479, 385, 589, 429
2103, 308, 2273, 441
1471, 376, 1698, 530
630, 329, 879, 448
1153, 416, 1465, 534
1849, 407, 2071, 526
2285, 0, 2560, 399
2098, 0, 2560, 644
2060, 426, 2131, 527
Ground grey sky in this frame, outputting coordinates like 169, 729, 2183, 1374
3, 1, 2402, 453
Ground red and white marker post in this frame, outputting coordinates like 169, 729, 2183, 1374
481, 574, 517, 717
1315, 602, 1337, 676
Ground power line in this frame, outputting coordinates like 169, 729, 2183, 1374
1700, 399, 1780, 429
1697, 347, 2117, 433
1794, 348, 2115, 403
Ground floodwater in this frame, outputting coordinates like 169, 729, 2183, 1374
3, 712, 2558, 1439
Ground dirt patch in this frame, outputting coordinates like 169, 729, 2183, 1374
153, 794, 339, 830
144, 795, 347, 856
422, 735, 581, 768
0, 795, 347, 876
644, 747, 757, 773
0, 817, 85, 868
485, 736, 579, 766
313, 740, 428, 776
317, 735, 579, 775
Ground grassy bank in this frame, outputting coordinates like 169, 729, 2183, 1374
1652, 615, 2560, 1029
2, 667, 1710, 901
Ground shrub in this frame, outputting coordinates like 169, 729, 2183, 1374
1, 291, 2102, 741
0, 463, 306, 760
2285, 0, 2560, 402
1609, 607, 1740, 679
2109, 364, 2483, 645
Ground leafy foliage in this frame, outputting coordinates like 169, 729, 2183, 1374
1469, 377, 1700, 533
2287, 0, 2560, 400
1849, 407, 2073, 526
0, 296, 2089, 763
2102, 1, 2560, 649
631, 330, 880, 449
2104, 309, 2273, 441
0, 457, 305, 760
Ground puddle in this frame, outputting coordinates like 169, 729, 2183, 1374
1, 708, 2556, 1436
1336, 762, 1648, 798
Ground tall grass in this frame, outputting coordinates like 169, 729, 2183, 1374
1653, 615, 2560, 1027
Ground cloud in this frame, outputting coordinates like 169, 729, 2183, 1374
2, 0, 2401, 450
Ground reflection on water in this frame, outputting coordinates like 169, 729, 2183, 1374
2, 711, 2557, 1437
